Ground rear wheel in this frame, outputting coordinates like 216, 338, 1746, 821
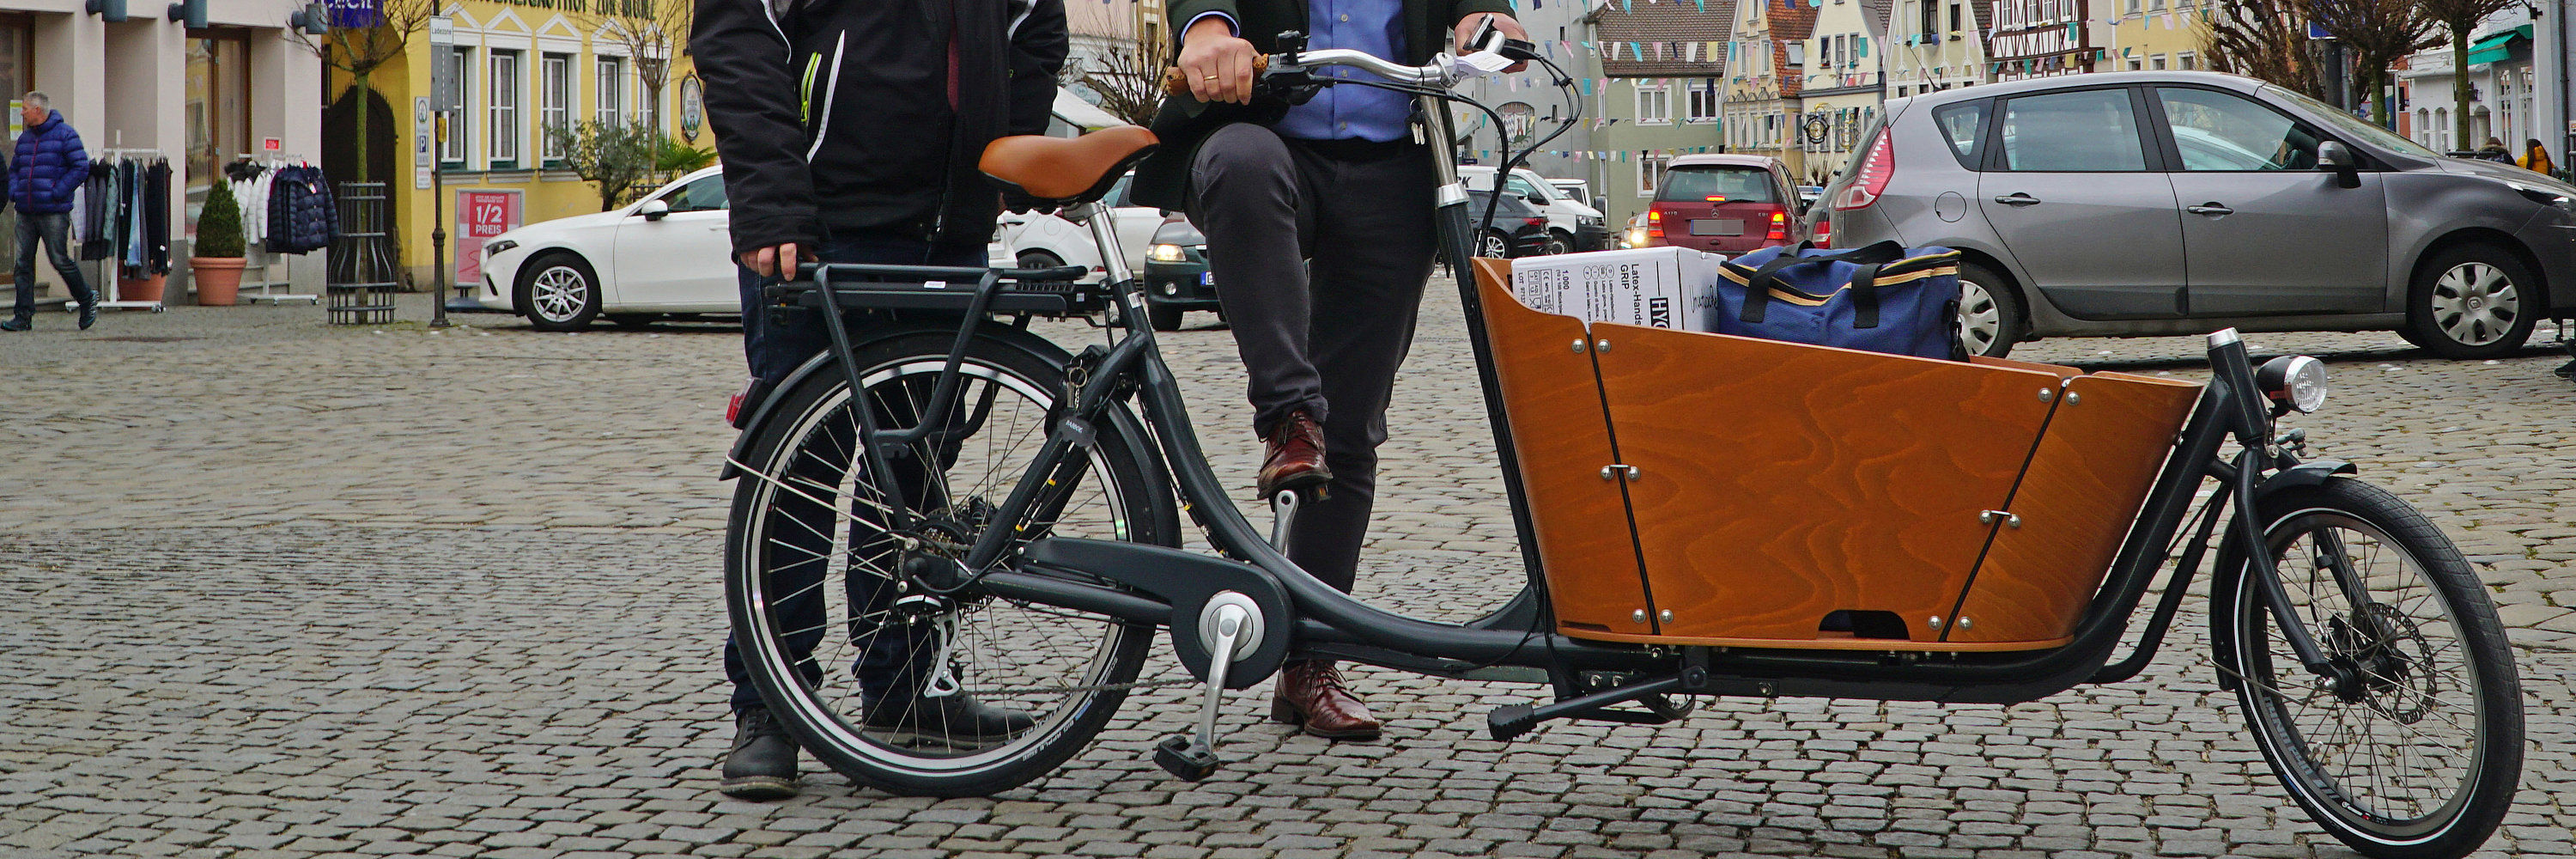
2217, 479, 2521, 859
1955, 261, 2026, 358
2407, 244, 2537, 359
1543, 230, 1574, 256
726, 329, 1176, 796
1477, 230, 1512, 259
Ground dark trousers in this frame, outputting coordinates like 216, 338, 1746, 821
722, 230, 984, 713
1189, 124, 1437, 592
12, 211, 94, 320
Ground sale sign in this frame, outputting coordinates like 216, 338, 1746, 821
455, 191, 521, 283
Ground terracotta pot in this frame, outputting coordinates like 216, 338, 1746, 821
119, 273, 166, 303
191, 258, 246, 306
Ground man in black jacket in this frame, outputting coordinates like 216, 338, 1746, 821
1129, 0, 1521, 740
692, 0, 1066, 799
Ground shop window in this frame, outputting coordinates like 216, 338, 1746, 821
596, 56, 625, 126
540, 53, 569, 163
185, 30, 251, 230
489, 50, 519, 168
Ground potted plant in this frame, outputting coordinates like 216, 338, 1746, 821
190, 179, 246, 306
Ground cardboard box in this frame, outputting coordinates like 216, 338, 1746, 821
1507, 247, 1727, 332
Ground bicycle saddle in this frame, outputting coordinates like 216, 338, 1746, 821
979, 126, 1160, 206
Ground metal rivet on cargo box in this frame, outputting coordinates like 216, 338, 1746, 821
1659, 609, 1674, 623
1632, 609, 1648, 624
1572, 338, 1588, 353
1956, 617, 1974, 631
1595, 338, 1612, 352
2038, 388, 2055, 403
2065, 392, 2081, 405
1929, 616, 1945, 631
1601, 466, 1619, 481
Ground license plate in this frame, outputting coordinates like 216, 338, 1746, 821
1690, 219, 1743, 236
1200, 271, 1214, 287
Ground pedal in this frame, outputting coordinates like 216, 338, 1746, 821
1145, 591, 1265, 782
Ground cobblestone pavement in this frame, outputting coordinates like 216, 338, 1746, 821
3, 289, 2572, 858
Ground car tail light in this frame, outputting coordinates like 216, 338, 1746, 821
1765, 210, 1787, 242
1814, 215, 1834, 248
1647, 207, 1665, 239
1525, 216, 1546, 228
1832, 129, 1894, 211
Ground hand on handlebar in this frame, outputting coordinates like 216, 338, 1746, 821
1179, 17, 1259, 104
1453, 13, 1529, 73
741, 242, 814, 279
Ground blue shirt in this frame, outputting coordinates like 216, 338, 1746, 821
1194, 0, 1412, 142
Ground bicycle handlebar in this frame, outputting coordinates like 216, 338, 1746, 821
1158, 49, 1471, 98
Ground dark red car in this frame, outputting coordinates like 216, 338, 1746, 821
1646, 154, 1802, 255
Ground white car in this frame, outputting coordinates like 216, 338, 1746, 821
476, 166, 738, 331
990, 172, 1169, 281
1459, 165, 1607, 252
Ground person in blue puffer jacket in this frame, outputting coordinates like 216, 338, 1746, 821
3, 91, 95, 332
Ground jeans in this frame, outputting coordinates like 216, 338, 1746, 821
11, 211, 95, 320
723, 229, 986, 713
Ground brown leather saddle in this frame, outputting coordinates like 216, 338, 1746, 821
979, 125, 1161, 207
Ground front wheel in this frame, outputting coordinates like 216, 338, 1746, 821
515, 253, 602, 332
2215, 478, 2522, 859
726, 328, 1177, 796
2407, 244, 2537, 359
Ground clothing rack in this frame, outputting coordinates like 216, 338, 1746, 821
86, 146, 168, 314
233, 153, 320, 305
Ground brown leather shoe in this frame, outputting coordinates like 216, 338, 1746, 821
1256, 410, 1333, 498
1268, 660, 1382, 740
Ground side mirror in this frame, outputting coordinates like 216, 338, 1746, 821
640, 199, 671, 221
2318, 141, 2360, 189
1592, 195, 1608, 213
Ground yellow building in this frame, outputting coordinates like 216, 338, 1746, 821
2102, 0, 2205, 73
327, 0, 696, 287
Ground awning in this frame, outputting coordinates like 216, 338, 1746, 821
2465, 23, 2530, 67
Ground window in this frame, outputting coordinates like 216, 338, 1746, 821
540, 53, 569, 161
2000, 88, 2147, 171
488, 50, 519, 167
635, 62, 659, 133
596, 56, 625, 125
1920, 0, 1936, 36
1934, 101, 1988, 168
2149, 54, 2167, 70
1687, 82, 1719, 123
1638, 154, 1670, 196
2178, 52, 2196, 71
1657, 167, 1779, 203
1948, 3, 1961, 31
2125, 0, 2138, 12
653, 172, 730, 212
1635, 82, 1671, 125
2156, 87, 2320, 170
441, 47, 471, 164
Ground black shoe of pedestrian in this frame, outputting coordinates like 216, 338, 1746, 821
77, 303, 95, 331
2556, 358, 2576, 380
865, 691, 1039, 744
718, 706, 800, 799
0, 317, 27, 332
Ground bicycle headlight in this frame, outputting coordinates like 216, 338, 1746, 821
1148, 243, 1189, 263
2256, 355, 2329, 414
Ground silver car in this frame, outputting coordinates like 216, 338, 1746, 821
1817, 70, 2576, 358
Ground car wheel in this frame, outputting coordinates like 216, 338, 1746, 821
515, 253, 602, 332
1016, 250, 1066, 271
1955, 261, 2026, 359
1544, 230, 1575, 256
1148, 304, 1185, 331
1477, 231, 1512, 259
2407, 243, 2537, 359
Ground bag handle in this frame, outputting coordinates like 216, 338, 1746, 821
1737, 241, 1908, 324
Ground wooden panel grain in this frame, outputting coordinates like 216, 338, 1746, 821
1947, 371, 2203, 643
1592, 324, 2062, 643
1469, 259, 1656, 637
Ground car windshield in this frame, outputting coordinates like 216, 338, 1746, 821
2263, 86, 2440, 159
1657, 167, 1778, 204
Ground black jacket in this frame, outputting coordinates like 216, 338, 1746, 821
692, 0, 1067, 254
1128, 0, 1511, 211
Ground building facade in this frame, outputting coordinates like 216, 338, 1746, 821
2098, 0, 2202, 74
1984, 0, 2096, 82
1795, 0, 1885, 185
330, 0, 697, 288
1588, 0, 1733, 228
2, 0, 325, 305
1882, 0, 1986, 96
2399, 10, 2537, 157
1722, 0, 1817, 179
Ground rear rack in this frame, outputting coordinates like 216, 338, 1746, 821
763, 262, 1113, 317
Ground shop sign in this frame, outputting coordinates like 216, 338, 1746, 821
326, 0, 380, 27
415, 97, 433, 190
679, 75, 704, 143
455, 191, 521, 283
262, 137, 282, 153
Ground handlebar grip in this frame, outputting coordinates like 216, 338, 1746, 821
1160, 54, 1274, 98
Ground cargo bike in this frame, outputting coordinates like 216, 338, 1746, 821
719, 40, 2524, 859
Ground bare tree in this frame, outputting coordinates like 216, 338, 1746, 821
288, 0, 438, 183
1066, 1, 1166, 126
576, 0, 694, 142
2202, 0, 2324, 98
2306, 0, 2440, 126
2417, 0, 2516, 148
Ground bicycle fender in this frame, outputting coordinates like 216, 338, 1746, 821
2208, 460, 2357, 690
1023, 538, 1294, 689
2255, 460, 2357, 497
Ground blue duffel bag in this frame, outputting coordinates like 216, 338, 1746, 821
1711, 241, 1965, 360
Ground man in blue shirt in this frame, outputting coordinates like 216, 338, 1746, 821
1139, 0, 1524, 741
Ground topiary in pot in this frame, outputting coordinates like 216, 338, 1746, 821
191, 178, 247, 305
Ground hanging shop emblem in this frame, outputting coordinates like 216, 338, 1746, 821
1802, 113, 1830, 145
679, 74, 705, 143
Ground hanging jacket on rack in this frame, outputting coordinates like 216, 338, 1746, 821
79, 161, 112, 261
265, 166, 295, 253
144, 159, 170, 274
123, 159, 145, 274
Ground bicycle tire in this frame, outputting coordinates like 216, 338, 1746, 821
2214, 478, 2522, 859
726, 327, 1178, 797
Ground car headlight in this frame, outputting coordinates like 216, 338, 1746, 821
484, 239, 519, 257
2505, 180, 2573, 209
1148, 243, 1188, 263
1579, 215, 1603, 227
2256, 355, 2329, 414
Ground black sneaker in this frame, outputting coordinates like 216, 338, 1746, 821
718, 706, 800, 799
0, 317, 26, 332
2555, 358, 2576, 380
864, 691, 1039, 744
76, 303, 95, 331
